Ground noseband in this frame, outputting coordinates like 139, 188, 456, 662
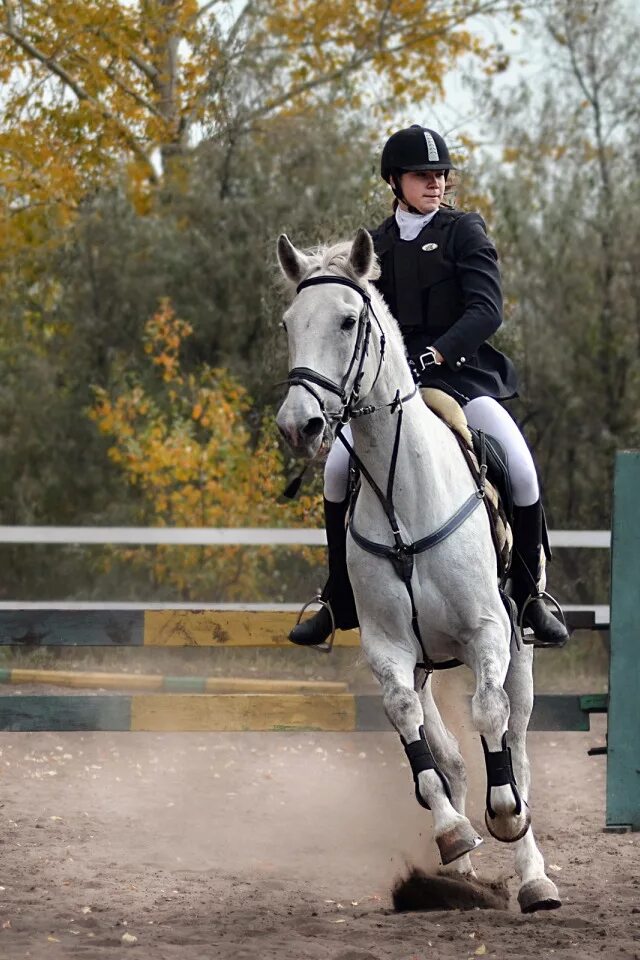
284, 275, 388, 425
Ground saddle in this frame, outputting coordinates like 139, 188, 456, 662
421, 388, 513, 581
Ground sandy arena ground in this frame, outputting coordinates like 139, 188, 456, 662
0, 690, 637, 959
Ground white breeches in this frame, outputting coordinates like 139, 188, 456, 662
324, 425, 354, 503
323, 396, 539, 507
464, 397, 539, 506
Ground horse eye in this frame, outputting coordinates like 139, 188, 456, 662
341, 316, 357, 331
280, 320, 288, 333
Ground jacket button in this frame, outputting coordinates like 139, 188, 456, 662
455, 360, 462, 368
460, 356, 466, 363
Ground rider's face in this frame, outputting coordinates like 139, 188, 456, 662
395, 170, 446, 214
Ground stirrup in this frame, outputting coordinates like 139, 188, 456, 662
520, 590, 568, 648
293, 595, 336, 654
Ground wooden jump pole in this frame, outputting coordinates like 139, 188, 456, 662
0, 692, 598, 733
0, 609, 359, 647
0, 668, 347, 695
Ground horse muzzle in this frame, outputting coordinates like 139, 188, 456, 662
276, 393, 330, 459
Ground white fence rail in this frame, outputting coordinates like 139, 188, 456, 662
0, 527, 612, 548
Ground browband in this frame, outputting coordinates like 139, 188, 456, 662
296, 275, 371, 302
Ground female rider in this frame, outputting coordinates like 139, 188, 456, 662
289, 124, 568, 649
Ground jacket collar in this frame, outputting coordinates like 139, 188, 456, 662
373, 207, 457, 255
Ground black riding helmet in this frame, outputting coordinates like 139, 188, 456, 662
381, 125, 453, 209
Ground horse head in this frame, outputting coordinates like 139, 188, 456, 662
275, 229, 380, 459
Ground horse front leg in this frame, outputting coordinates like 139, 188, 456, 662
505, 643, 562, 913
365, 638, 482, 866
416, 671, 479, 876
468, 622, 531, 844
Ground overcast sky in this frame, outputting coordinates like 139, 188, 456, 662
427, 12, 547, 147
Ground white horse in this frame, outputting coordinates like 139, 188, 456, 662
275, 228, 561, 914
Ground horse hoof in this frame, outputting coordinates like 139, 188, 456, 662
484, 802, 531, 843
436, 821, 483, 866
517, 877, 561, 913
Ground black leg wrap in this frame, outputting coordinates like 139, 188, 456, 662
401, 725, 452, 810
481, 732, 522, 819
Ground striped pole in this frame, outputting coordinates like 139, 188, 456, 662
0, 667, 346, 695
0, 693, 598, 733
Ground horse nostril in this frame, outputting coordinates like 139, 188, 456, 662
302, 417, 324, 439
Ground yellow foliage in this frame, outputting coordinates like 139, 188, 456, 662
0, 0, 516, 269
89, 300, 321, 599
502, 146, 521, 164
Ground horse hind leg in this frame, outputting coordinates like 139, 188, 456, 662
469, 626, 531, 844
372, 651, 481, 866
417, 672, 480, 876
505, 643, 561, 913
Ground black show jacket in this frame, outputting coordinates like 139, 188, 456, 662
369, 207, 518, 403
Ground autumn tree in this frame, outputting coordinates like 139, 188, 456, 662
0, 0, 519, 250
90, 298, 322, 600
0, 112, 379, 522
0, 113, 384, 599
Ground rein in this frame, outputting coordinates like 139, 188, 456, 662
284, 273, 485, 673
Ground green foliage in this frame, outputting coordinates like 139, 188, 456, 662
465, 0, 640, 601
90, 299, 322, 601
0, 112, 386, 598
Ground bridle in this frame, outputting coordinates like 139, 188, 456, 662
284, 274, 416, 425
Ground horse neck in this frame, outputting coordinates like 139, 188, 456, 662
348, 288, 467, 523
349, 339, 426, 468
360, 287, 416, 410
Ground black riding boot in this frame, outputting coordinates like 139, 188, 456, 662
289, 497, 358, 646
511, 501, 569, 648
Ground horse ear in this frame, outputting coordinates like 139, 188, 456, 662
348, 227, 374, 278
277, 234, 309, 284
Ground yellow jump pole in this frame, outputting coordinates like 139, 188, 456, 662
0, 668, 347, 695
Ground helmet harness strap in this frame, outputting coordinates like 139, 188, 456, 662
390, 171, 421, 215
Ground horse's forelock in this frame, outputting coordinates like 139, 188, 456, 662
314, 243, 404, 347
277, 240, 381, 296
320, 242, 381, 282
284, 242, 379, 282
